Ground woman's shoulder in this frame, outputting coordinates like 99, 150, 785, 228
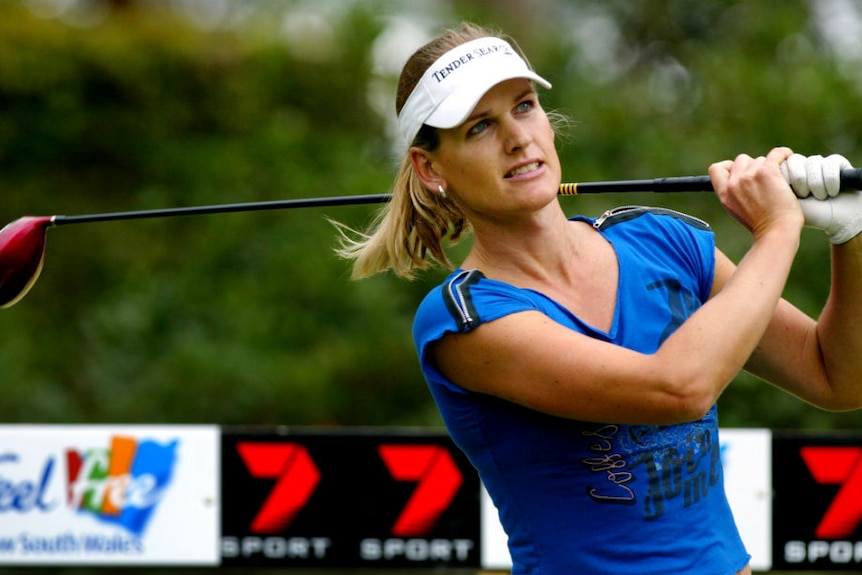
585, 205, 715, 261
415, 269, 542, 334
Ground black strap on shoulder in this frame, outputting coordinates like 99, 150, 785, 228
442, 269, 485, 332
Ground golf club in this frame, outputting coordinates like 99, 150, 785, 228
3, 169, 862, 309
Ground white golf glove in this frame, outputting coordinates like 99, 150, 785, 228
780, 153, 849, 199
797, 191, 862, 244
781, 153, 862, 244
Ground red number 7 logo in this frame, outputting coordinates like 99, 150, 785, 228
801, 446, 862, 538
237, 442, 320, 533
378, 445, 463, 537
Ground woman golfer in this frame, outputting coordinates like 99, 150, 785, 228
337, 22, 862, 575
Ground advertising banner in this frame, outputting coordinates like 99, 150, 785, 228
0, 425, 219, 565
8, 424, 862, 571
772, 432, 862, 571
720, 428, 772, 572
221, 428, 481, 570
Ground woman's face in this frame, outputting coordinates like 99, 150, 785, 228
428, 78, 561, 221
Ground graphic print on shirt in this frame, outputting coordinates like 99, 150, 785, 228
580, 418, 722, 521
580, 424, 636, 504
627, 422, 722, 520
647, 278, 699, 346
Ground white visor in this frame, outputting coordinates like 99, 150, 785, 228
397, 36, 552, 148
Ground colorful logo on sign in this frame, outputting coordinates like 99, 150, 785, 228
66, 435, 177, 536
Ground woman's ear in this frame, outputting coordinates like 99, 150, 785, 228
409, 148, 443, 192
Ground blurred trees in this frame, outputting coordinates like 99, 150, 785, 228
2, 0, 862, 430
0, 1, 438, 426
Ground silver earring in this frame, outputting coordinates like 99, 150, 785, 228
438, 184, 447, 198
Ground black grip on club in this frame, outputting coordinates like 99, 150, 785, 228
572, 167, 862, 194
573, 176, 713, 194
838, 167, 862, 190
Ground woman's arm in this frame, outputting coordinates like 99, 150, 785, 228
742, 234, 862, 410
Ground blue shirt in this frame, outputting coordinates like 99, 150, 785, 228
413, 207, 750, 575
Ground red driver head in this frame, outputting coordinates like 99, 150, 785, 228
0, 216, 53, 308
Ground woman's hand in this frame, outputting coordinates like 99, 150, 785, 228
708, 147, 804, 239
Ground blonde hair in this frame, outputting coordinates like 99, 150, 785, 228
334, 23, 525, 279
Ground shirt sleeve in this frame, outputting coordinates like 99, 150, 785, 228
412, 269, 541, 385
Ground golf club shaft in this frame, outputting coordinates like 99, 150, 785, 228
51, 194, 394, 226
49, 168, 862, 226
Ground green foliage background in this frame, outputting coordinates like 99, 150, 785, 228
2, 0, 862, 434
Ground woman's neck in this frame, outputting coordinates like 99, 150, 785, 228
463, 210, 591, 283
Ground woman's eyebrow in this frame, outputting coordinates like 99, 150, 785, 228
463, 87, 537, 125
